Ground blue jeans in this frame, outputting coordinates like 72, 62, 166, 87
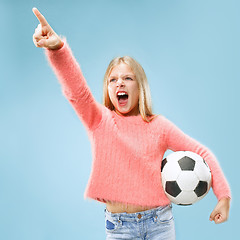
105, 205, 175, 240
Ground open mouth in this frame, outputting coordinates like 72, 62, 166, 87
117, 92, 128, 106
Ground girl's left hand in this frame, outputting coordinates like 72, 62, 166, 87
209, 197, 231, 224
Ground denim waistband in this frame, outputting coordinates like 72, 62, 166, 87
105, 205, 172, 222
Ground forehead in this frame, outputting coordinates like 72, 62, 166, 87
109, 63, 135, 77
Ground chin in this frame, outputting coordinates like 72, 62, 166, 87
116, 110, 130, 116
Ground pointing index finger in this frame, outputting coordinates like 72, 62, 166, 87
32, 7, 49, 27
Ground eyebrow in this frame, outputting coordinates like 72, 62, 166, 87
108, 74, 135, 78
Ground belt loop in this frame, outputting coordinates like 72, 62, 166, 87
153, 208, 158, 222
117, 216, 122, 226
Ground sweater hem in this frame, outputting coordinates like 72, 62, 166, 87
84, 193, 171, 208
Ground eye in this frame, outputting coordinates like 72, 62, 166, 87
125, 77, 133, 80
109, 78, 116, 83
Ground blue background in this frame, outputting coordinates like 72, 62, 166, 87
1, 0, 239, 239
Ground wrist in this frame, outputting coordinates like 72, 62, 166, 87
220, 196, 231, 201
219, 197, 231, 206
48, 38, 64, 50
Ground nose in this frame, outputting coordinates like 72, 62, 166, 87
116, 78, 125, 87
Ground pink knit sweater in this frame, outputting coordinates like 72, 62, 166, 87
45, 41, 231, 207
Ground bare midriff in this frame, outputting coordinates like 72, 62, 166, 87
106, 201, 156, 214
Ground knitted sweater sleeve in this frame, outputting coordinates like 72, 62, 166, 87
45, 40, 103, 132
164, 117, 231, 201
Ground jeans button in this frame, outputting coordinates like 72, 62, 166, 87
137, 214, 142, 219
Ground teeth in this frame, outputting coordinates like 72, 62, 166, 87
117, 92, 127, 96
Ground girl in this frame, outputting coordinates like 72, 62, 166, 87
32, 7, 231, 240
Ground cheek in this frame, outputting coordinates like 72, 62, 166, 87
132, 87, 140, 103
108, 86, 116, 102
133, 93, 140, 105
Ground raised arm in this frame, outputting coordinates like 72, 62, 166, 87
32, 8, 103, 132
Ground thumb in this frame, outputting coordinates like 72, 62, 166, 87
209, 209, 217, 221
38, 35, 63, 50
38, 38, 47, 48
210, 210, 223, 224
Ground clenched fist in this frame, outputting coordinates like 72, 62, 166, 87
32, 7, 63, 50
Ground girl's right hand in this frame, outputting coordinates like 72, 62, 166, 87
32, 7, 63, 50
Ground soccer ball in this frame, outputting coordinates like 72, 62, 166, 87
161, 151, 212, 205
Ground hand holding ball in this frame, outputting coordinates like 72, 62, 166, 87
161, 151, 212, 205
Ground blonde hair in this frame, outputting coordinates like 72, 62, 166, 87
103, 56, 155, 122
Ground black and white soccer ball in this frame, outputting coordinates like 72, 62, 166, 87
161, 151, 212, 205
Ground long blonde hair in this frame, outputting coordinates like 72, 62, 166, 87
103, 56, 155, 122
